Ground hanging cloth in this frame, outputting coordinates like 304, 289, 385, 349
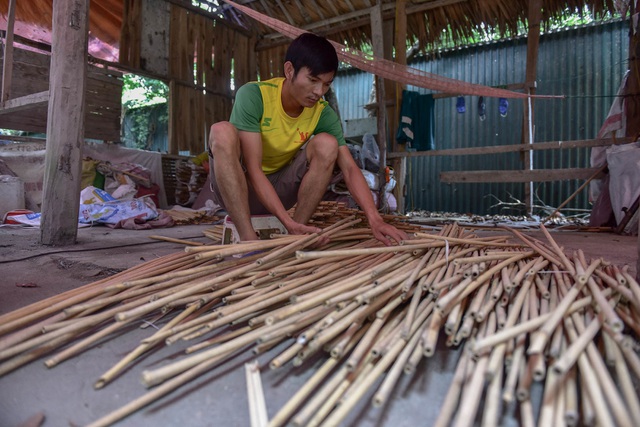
396, 90, 435, 152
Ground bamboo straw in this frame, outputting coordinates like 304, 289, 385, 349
306, 360, 375, 427
480, 314, 502, 427
186, 325, 253, 355
436, 252, 531, 315
502, 288, 529, 403
372, 315, 428, 408
4, 210, 639, 427
432, 344, 472, 427
96, 302, 202, 388
290, 364, 352, 427
553, 380, 567, 427
149, 235, 206, 246
553, 311, 606, 376
114, 260, 260, 323
318, 325, 419, 426
562, 315, 616, 427
256, 217, 363, 266
86, 348, 242, 427
0, 251, 189, 332
0, 332, 79, 377
520, 399, 535, 427
576, 329, 634, 427
245, 360, 268, 427
451, 315, 495, 427
563, 367, 579, 426
610, 339, 640, 426
528, 258, 602, 355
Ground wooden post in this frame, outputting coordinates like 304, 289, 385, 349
392, 0, 407, 213
522, 0, 542, 214
625, 2, 640, 281
40, 0, 90, 245
370, 1, 388, 209
1, 0, 16, 103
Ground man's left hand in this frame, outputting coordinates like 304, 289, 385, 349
370, 220, 409, 246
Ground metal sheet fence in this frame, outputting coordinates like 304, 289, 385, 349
332, 20, 629, 216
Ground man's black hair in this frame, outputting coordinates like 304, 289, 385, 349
285, 33, 339, 77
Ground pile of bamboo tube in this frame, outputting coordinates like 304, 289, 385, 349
0, 207, 639, 427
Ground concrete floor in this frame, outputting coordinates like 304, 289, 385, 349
0, 223, 637, 427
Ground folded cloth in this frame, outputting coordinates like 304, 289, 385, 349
108, 211, 174, 230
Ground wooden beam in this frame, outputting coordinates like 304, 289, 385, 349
386, 137, 634, 159
370, 1, 387, 200
256, 0, 467, 50
392, 0, 407, 213
0, 91, 49, 115
168, 0, 252, 36
432, 82, 531, 99
440, 168, 605, 183
522, 0, 543, 212
1, 0, 16, 102
40, 0, 90, 245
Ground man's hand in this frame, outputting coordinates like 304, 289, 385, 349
285, 219, 322, 236
283, 219, 333, 247
370, 218, 408, 246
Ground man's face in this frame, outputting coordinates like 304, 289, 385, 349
289, 66, 335, 108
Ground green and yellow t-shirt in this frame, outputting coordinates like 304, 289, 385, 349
230, 77, 346, 174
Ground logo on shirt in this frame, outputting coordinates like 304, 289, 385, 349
262, 117, 272, 127
297, 128, 309, 144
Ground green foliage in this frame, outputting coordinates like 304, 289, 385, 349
122, 74, 168, 110
122, 75, 168, 150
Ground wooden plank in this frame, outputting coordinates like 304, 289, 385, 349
40, 0, 89, 245
0, 91, 49, 115
1, 0, 16, 102
370, 2, 387, 195
387, 137, 635, 158
440, 168, 605, 183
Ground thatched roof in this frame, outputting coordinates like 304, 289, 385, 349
0, 0, 621, 61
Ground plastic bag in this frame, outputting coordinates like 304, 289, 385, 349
361, 133, 380, 173
607, 142, 640, 228
78, 186, 158, 225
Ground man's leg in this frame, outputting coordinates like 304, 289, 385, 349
209, 122, 257, 241
293, 133, 338, 224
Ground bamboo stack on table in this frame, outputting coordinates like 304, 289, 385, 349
0, 207, 639, 427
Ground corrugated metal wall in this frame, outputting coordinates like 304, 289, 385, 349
332, 20, 629, 215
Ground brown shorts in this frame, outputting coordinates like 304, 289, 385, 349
208, 148, 309, 215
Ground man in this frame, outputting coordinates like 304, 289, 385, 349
207, 33, 407, 245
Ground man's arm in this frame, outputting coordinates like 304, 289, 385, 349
239, 130, 321, 236
336, 145, 408, 245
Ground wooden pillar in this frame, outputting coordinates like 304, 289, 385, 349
1, 0, 16, 102
370, 1, 388, 209
391, 0, 407, 213
522, 0, 542, 214
40, 0, 90, 245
